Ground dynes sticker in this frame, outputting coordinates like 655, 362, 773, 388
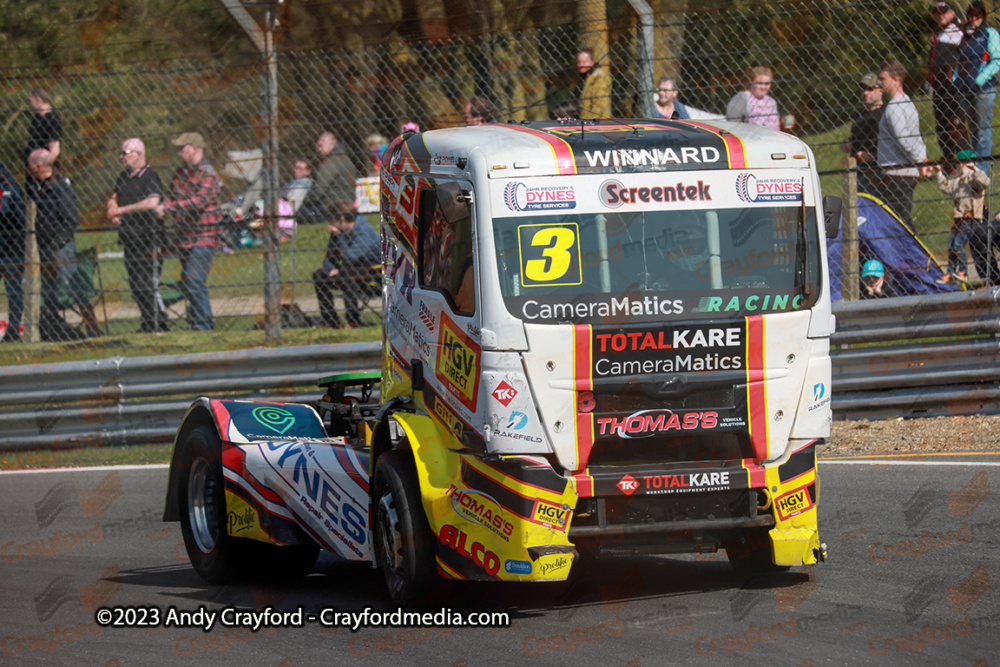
736, 173, 803, 203
435, 312, 481, 412
447, 485, 514, 542
592, 324, 744, 379
618, 472, 732, 496
503, 182, 576, 212
261, 442, 367, 557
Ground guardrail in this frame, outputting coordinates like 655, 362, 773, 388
1, 288, 998, 452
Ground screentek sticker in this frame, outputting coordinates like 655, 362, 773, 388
517, 223, 582, 287
775, 485, 815, 521
435, 312, 481, 412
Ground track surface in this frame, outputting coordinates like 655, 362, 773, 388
1, 458, 997, 665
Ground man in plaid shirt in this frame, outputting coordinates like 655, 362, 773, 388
156, 132, 222, 331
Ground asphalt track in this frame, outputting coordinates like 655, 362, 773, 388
1, 457, 997, 665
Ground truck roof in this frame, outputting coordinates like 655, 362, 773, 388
393, 119, 812, 178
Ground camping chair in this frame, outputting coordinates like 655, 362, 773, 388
54, 246, 108, 335
344, 261, 383, 324
159, 281, 187, 323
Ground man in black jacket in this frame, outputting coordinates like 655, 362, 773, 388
26, 148, 97, 340
0, 162, 26, 342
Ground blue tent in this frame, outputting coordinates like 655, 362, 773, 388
828, 193, 960, 299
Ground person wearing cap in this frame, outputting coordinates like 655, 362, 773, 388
934, 148, 990, 284
841, 73, 886, 195
860, 258, 896, 298
312, 200, 380, 329
958, 0, 1000, 172
106, 138, 169, 333
875, 60, 932, 225
928, 2, 969, 170
296, 130, 356, 226
156, 132, 223, 331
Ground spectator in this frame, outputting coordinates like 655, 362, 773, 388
860, 259, 897, 298
0, 161, 26, 343
106, 138, 168, 333
929, 2, 968, 170
652, 76, 690, 119
279, 157, 313, 214
726, 66, 793, 131
876, 60, 932, 225
296, 130, 355, 225
551, 100, 581, 120
365, 133, 388, 174
575, 48, 612, 119
934, 148, 990, 284
464, 97, 495, 126
26, 149, 97, 340
156, 132, 223, 331
841, 73, 886, 195
959, 0, 1000, 173
24, 87, 62, 166
400, 121, 421, 134
312, 200, 380, 329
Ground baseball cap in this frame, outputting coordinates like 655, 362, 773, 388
931, 1, 952, 12
860, 73, 880, 89
957, 149, 978, 161
172, 132, 206, 149
861, 259, 885, 278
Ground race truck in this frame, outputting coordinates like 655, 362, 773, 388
164, 119, 841, 606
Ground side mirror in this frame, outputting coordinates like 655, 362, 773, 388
437, 181, 471, 225
823, 195, 842, 239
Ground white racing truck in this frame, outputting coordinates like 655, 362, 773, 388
164, 119, 839, 605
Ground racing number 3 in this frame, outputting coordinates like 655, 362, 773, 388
518, 223, 582, 287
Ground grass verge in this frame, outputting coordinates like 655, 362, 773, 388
0, 443, 174, 470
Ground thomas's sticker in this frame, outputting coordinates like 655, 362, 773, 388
435, 312, 481, 412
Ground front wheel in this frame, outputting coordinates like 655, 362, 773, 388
372, 449, 438, 607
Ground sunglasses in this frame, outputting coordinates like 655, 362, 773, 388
658, 88, 676, 92
862, 86, 881, 92
119, 150, 135, 157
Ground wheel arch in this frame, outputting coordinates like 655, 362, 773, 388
163, 399, 221, 522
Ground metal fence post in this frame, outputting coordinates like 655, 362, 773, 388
23, 200, 40, 343
842, 156, 860, 301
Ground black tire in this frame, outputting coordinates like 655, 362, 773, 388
372, 448, 438, 607
178, 425, 253, 584
725, 529, 792, 575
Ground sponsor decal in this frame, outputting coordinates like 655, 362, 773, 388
447, 485, 514, 541
251, 406, 296, 435
505, 559, 533, 574
432, 396, 464, 438
592, 323, 744, 380
636, 472, 731, 495
597, 410, 719, 438
227, 506, 256, 535
736, 174, 803, 203
584, 146, 721, 169
695, 294, 805, 313
539, 555, 570, 576
808, 382, 831, 413
519, 295, 684, 322
506, 412, 528, 430
439, 524, 501, 576
532, 502, 569, 529
418, 301, 435, 332
388, 302, 432, 359
600, 178, 712, 208
813, 383, 825, 401
775, 485, 814, 521
617, 474, 640, 495
517, 223, 582, 287
503, 182, 577, 212
596, 327, 740, 351
491, 381, 518, 407
435, 313, 482, 412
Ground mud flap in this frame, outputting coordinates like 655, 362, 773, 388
766, 441, 822, 566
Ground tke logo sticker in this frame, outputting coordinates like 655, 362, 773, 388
492, 381, 518, 407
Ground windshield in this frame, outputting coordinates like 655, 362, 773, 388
492, 205, 821, 324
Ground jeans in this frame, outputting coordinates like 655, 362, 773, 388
948, 218, 976, 276
178, 245, 215, 330
124, 243, 168, 331
0, 255, 23, 332
967, 89, 996, 173
874, 177, 916, 226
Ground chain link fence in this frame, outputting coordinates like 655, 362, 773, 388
2, 0, 999, 348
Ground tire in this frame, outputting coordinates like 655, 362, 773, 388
372, 448, 438, 607
178, 425, 253, 584
725, 529, 791, 575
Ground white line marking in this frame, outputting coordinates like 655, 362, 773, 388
0, 464, 169, 475
821, 460, 1000, 467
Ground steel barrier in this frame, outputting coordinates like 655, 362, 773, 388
0, 289, 998, 452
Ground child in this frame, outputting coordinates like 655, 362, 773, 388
935, 149, 990, 284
